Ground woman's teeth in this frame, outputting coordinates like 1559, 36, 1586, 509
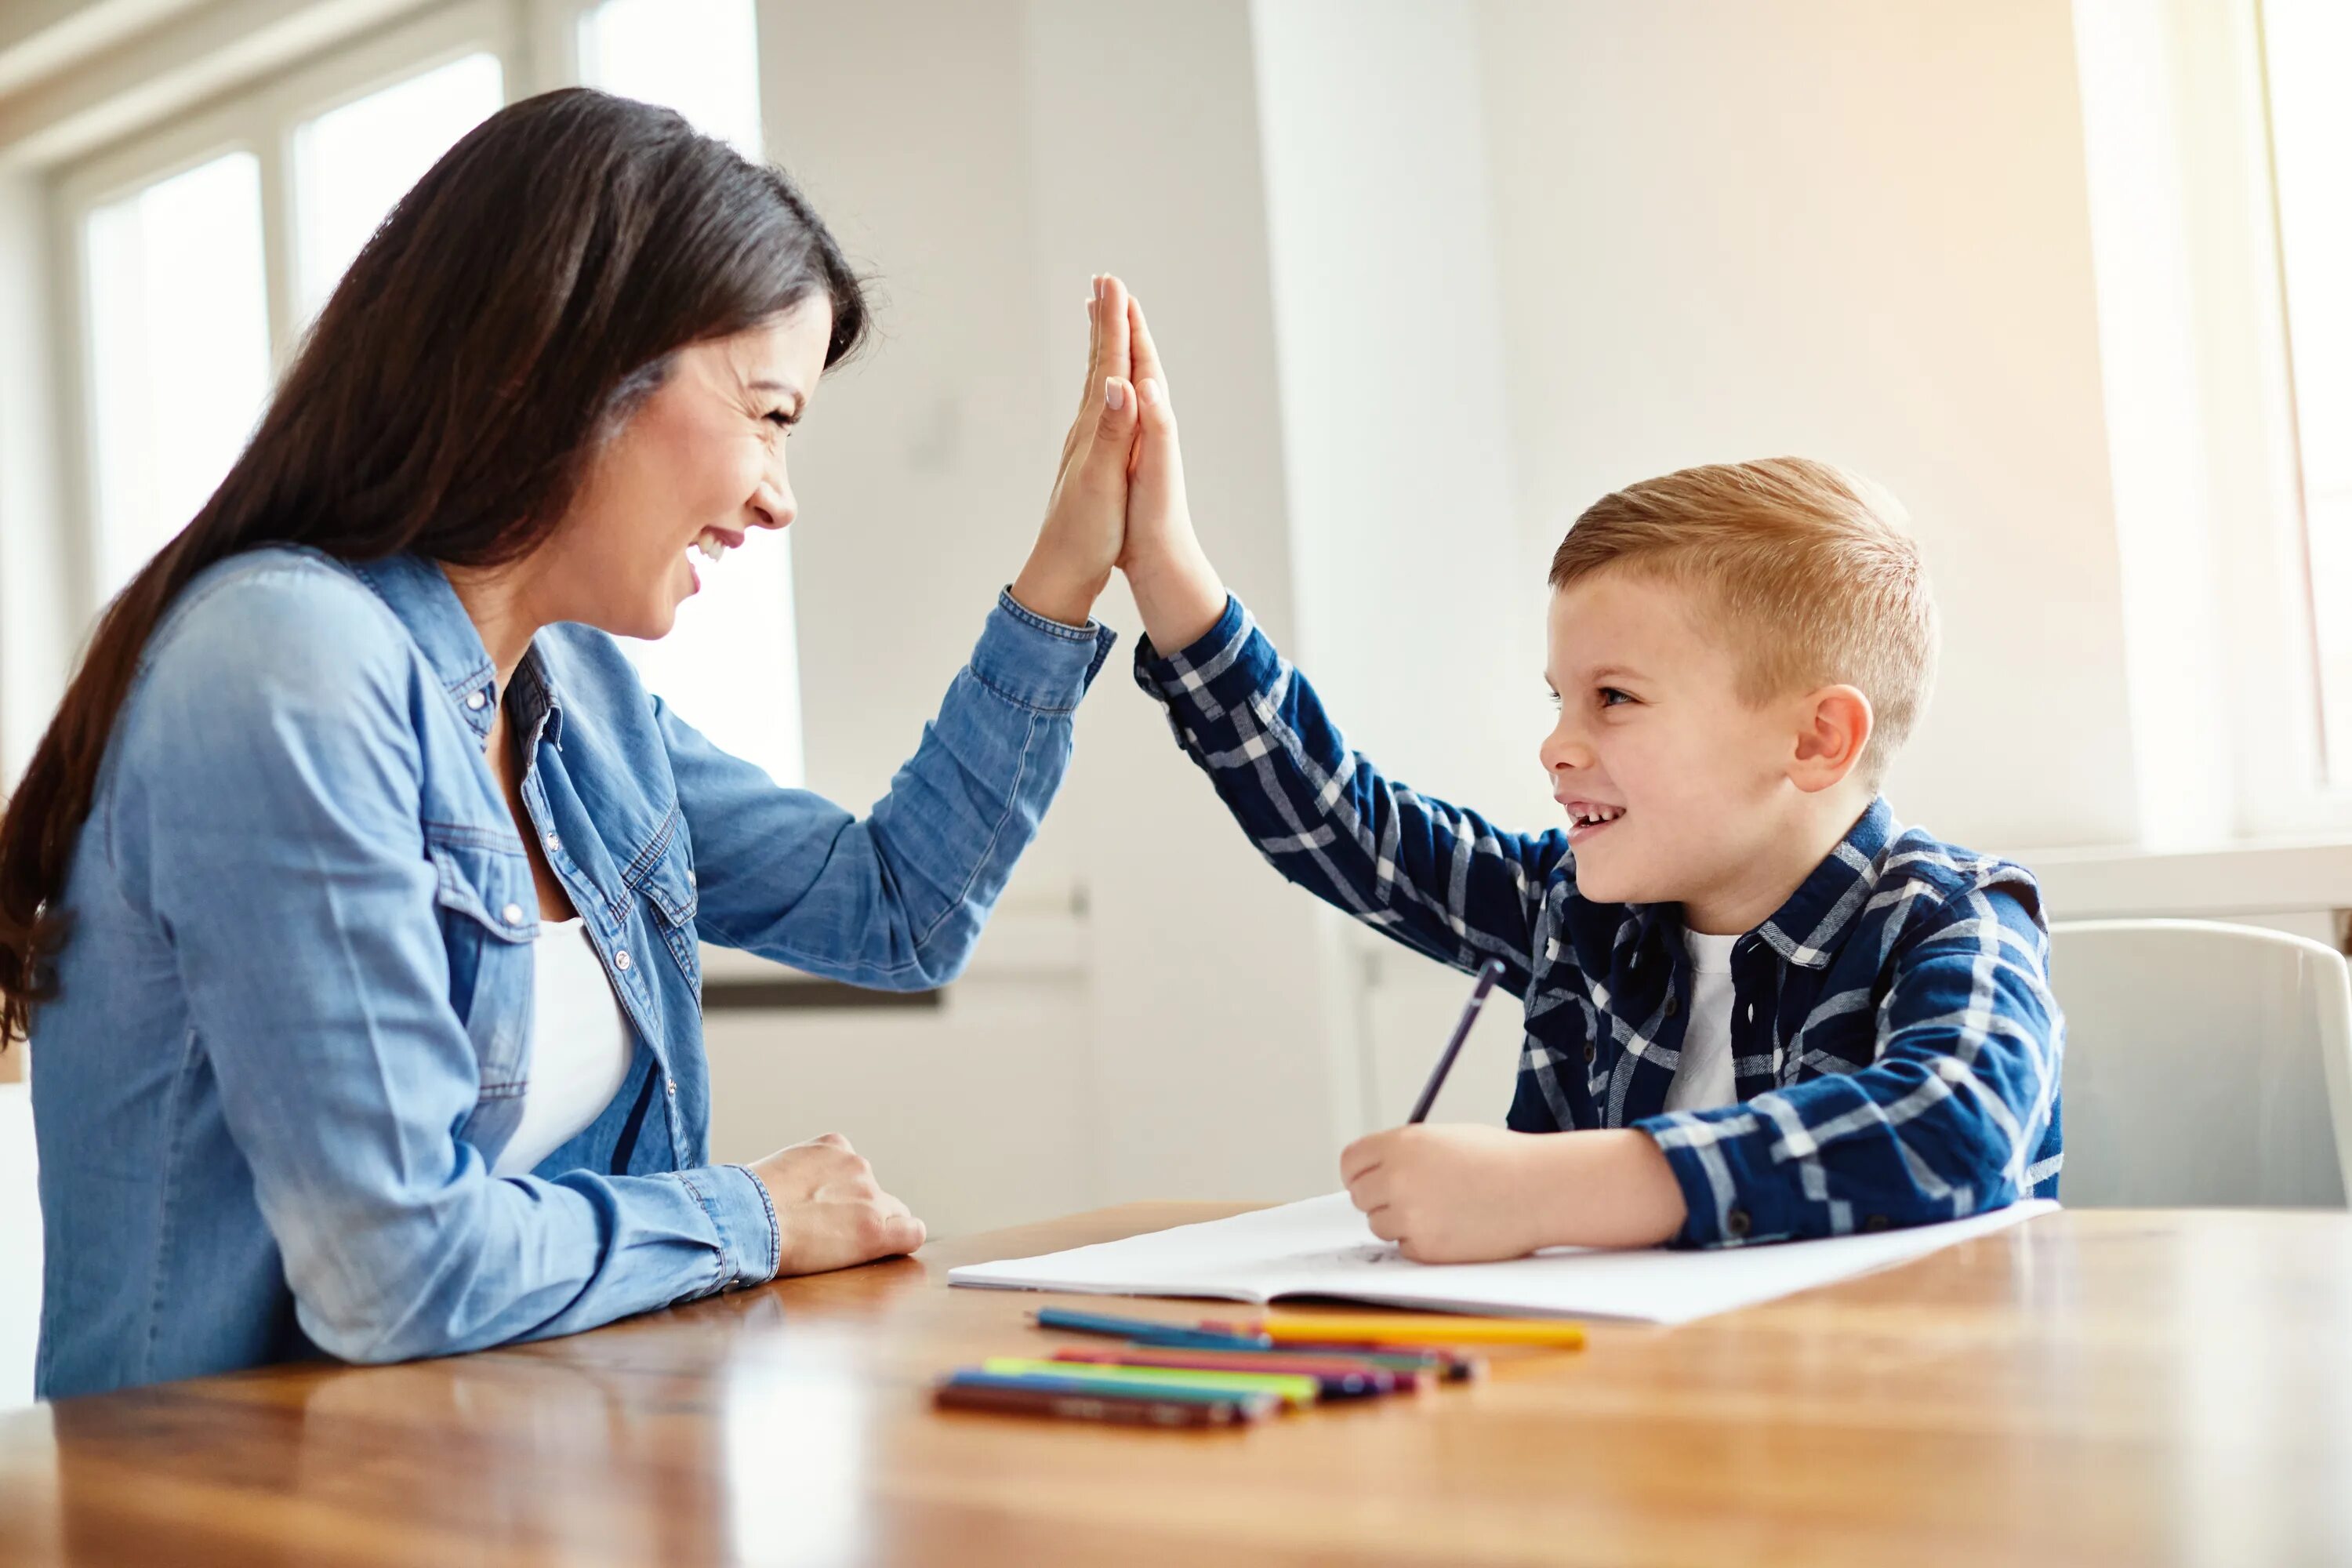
693, 530, 731, 562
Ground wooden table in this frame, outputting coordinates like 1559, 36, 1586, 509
3, 1205, 2350, 1566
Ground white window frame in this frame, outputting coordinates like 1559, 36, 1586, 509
2074, 0, 2350, 847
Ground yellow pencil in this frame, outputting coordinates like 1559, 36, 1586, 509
1254, 1312, 1588, 1349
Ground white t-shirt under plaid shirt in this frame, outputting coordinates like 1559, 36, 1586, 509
1133, 595, 2065, 1247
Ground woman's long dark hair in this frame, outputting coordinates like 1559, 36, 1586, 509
0, 88, 869, 1047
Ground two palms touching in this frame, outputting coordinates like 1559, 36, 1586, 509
1034, 273, 1191, 618
759, 274, 1207, 1281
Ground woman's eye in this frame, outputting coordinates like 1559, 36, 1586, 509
1545, 690, 1562, 710
765, 411, 797, 434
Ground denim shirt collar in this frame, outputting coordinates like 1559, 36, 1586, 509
1751, 797, 1896, 970
349, 552, 564, 748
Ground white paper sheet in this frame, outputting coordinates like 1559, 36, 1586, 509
948, 1192, 2058, 1326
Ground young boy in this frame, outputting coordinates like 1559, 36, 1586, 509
1111, 303, 2062, 1259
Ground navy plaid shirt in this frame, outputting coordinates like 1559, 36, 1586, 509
1135, 596, 2063, 1247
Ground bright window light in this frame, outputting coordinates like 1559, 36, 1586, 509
292, 53, 503, 325
578, 0, 764, 157
2264, 2, 2352, 778
85, 152, 271, 598
580, 0, 804, 789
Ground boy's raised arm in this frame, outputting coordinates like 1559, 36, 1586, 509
1117, 299, 1563, 984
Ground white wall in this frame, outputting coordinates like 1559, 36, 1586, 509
1475, 0, 2138, 855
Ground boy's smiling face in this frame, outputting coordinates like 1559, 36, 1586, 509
1541, 568, 1846, 930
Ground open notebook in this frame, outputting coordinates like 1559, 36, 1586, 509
949, 1192, 2058, 1326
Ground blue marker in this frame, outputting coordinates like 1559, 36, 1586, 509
1032, 1307, 1276, 1351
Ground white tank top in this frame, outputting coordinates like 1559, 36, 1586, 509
492, 916, 633, 1178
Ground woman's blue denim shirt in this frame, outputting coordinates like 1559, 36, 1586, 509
31, 546, 1112, 1399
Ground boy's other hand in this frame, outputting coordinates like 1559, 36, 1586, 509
1119, 295, 1227, 652
1341, 1125, 1688, 1261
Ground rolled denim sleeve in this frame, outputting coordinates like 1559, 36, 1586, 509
670, 589, 1114, 989
1637, 880, 2062, 1246
114, 568, 782, 1363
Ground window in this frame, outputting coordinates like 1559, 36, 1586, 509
63, 5, 515, 615
53, 0, 804, 787
83, 153, 270, 599
292, 53, 503, 326
2263, 0, 2352, 780
578, 0, 807, 789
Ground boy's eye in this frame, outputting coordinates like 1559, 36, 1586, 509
1599, 688, 1634, 707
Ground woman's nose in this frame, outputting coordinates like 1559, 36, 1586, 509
749, 478, 795, 532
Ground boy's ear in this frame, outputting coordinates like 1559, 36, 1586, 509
1788, 684, 1874, 793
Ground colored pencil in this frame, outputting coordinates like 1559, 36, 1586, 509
982, 1357, 1320, 1409
1196, 1325, 1485, 1381
1032, 1306, 1276, 1351
1407, 958, 1508, 1121
934, 1381, 1265, 1428
938, 1368, 1281, 1418
1049, 1347, 1412, 1397
1255, 1311, 1587, 1349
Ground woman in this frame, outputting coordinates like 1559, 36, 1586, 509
0, 89, 1148, 1399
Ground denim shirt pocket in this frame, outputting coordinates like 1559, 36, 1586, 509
631, 831, 701, 1003
423, 831, 539, 1134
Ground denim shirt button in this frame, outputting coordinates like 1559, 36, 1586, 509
665, 1077, 677, 1098
614, 949, 632, 971
543, 831, 560, 854
500, 902, 524, 926
685, 869, 696, 887
465, 690, 487, 711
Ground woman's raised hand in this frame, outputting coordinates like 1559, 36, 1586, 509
1120, 296, 1228, 652
1008, 274, 1142, 627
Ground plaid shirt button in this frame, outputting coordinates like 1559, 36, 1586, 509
1862, 1214, 1892, 1232
1663, 993, 1680, 1018
1583, 1042, 1595, 1065
1726, 1208, 1753, 1239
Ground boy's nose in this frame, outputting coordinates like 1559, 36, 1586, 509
1540, 728, 1595, 777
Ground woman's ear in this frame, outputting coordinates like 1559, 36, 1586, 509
1789, 684, 1874, 793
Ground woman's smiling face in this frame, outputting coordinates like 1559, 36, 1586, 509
537, 294, 835, 641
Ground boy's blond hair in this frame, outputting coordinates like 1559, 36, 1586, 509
1548, 457, 1936, 786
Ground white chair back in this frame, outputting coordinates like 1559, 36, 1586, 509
2051, 919, 2352, 1207
0, 1081, 39, 1409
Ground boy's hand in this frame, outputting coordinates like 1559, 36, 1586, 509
1341, 1126, 1690, 1261
1119, 296, 1228, 652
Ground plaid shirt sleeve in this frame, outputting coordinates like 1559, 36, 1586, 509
1133, 595, 1564, 988
1637, 874, 2063, 1245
